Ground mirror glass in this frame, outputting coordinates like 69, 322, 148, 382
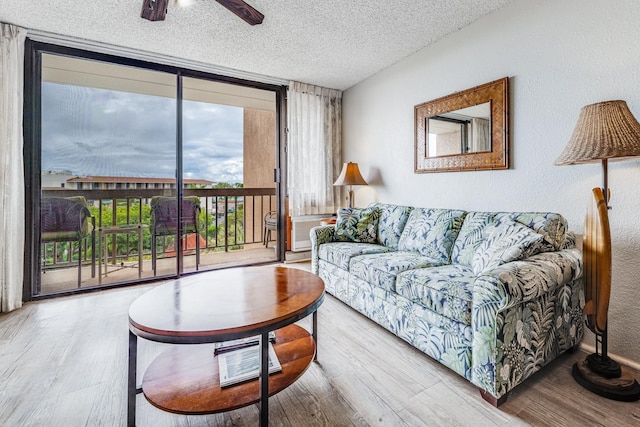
427, 102, 491, 157
414, 77, 509, 173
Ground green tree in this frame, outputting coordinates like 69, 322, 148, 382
214, 204, 245, 250
213, 182, 243, 188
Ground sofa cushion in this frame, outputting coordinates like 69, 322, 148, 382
349, 252, 443, 292
369, 203, 413, 249
396, 265, 475, 326
471, 218, 545, 275
495, 212, 568, 251
334, 207, 380, 243
318, 242, 391, 270
397, 208, 467, 263
451, 212, 497, 267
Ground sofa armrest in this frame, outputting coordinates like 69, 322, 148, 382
470, 248, 584, 398
310, 225, 336, 274
474, 248, 582, 311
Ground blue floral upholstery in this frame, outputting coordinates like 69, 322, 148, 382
350, 274, 474, 379
495, 212, 568, 251
561, 230, 577, 250
310, 203, 584, 404
318, 242, 391, 270
349, 251, 442, 292
370, 203, 413, 249
311, 225, 337, 274
471, 249, 583, 397
318, 259, 350, 300
349, 277, 401, 333
450, 211, 497, 266
471, 218, 546, 275
410, 301, 474, 378
396, 264, 475, 325
397, 208, 466, 262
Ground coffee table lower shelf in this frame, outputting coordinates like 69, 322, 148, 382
141, 324, 315, 415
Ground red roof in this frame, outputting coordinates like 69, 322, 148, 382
66, 175, 213, 185
165, 234, 207, 257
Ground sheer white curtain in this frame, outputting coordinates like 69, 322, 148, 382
471, 118, 491, 152
0, 23, 26, 312
287, 82, 342, 216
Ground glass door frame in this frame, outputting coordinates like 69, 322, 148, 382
23, 39, 287, 301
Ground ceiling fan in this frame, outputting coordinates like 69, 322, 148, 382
141, 0, 264, 25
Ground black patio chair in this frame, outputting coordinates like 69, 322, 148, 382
41, 196, 96, 287
150, 196, 201, 274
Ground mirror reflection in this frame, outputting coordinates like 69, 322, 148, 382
427, 102, 491, 157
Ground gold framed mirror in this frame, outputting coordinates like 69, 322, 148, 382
414, 77, 509, 173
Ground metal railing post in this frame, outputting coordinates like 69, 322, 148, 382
224, 197, 229, 252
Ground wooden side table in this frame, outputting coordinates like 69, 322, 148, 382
319, 217, 337, 225
98, 224, 146, 284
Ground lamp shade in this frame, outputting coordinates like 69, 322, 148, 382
555, 100, 640, 165
333, 162, 368, 186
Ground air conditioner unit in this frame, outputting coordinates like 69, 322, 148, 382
291, 215, 326, 252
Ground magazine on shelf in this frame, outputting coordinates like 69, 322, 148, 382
213, 331, 276, 354
218, 342, 282, 387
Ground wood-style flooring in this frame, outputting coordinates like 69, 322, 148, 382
1, 265, 640, 426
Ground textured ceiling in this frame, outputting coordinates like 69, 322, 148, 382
0, 0, 515, 90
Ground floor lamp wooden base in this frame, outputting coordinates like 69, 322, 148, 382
572, 357, 640, 401
575, 186, 640, 401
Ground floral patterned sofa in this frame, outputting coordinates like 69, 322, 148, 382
310, 203, 584, 405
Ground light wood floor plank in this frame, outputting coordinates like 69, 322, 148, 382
2, 266, 640, 426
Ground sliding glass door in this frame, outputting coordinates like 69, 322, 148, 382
38, 53, 178, 294
27, 44, 282, 298
181, 77, 278, 271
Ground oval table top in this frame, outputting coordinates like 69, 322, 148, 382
129, 266, 325, 343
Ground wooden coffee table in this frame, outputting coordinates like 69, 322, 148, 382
127, 266, 325, 426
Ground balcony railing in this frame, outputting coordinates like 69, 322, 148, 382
40, 188, 277, 286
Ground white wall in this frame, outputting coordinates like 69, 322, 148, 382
343, 0, 640, 365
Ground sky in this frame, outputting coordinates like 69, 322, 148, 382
41, 82, 244, 184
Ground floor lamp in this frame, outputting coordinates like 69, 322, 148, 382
333, 162, 368, 208
555, 100, 640, 401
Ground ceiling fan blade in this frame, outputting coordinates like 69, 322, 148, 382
215, 0, 264, 25
141, 0, 169, 21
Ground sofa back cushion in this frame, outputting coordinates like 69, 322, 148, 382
471, 218, 546, 275
397, 208, 467, 263
451, 211, 497, 267
495, 212, 568, 251
369, 203, 413, 249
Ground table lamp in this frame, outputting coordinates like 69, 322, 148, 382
555, 100, 640, 401
333, 162, 368, 208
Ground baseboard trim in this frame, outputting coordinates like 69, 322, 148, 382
283, 258, 311, 264
578, 343, 640, 372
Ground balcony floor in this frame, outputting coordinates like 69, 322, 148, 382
38, 244, 303, 296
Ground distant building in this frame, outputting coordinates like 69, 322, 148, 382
42, 174, 214, 190
42, 170, 73, 188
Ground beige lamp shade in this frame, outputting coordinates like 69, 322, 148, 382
333, 162, 368, 186
555, 100, 640, 165
334, 162, 368, 208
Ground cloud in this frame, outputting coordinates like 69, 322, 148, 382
41, 82, 244, 183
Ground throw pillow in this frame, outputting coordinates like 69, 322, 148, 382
471, 218, 545, 275
397, 208, 466, 263
334, 207, 380, 243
